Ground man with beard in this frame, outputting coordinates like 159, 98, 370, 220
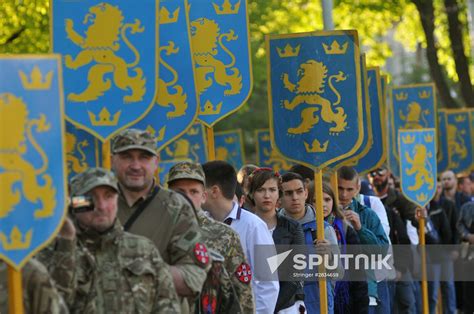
39, 168, 180, 313
367, 165, 419, 313
111, 129, 209, 313
441, 170, 471, 210
368, 165, 416, 222
440, 170, 468, 311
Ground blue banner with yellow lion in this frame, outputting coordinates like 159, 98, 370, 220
390, 83, 437, 162
66, 121, 102, 181
398, 128, 437, 208
0, 55, 67, 269
52, 0, 158, 141
215, 129, 245, 170
133, 0, 199, 151
188, 0, 252, 127
436, 109, 449, 174
446, 109, 473, 173
255, 129, 292, 172
159, 121, 208, 163
267, 30, 363, 169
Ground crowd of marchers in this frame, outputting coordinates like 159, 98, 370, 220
1, 127, 474, 314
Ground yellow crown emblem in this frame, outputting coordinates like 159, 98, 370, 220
416, 193, 428, 203
200, 100, 222, 115
224, 136, 235, 144
0, 227, 32, 250
402, 134, 415, 144
187, 127, 200, 136
418, 90, 431, 99
304, 139, 329, 153
455, 115, 466, 122
322, 40, 348, 55
424, 134, 433, 143
19, 66, 53, 90
277, 44, 300, 58
395, 92, 408, 101
159, 7, 180, 24
146, 125, 166, 142
261, 134, 270, 141
88, 107, 121, 126
213, 0, 240, 14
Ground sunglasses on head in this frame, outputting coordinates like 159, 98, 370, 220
369, 169, 387, 178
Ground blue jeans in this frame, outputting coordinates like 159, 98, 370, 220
369, 280, 391, 314
427, 261, 456, 314
413, 281, 422, 314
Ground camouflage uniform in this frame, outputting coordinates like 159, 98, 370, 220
112, 130, 209, 311
38, 237, 96, 313
168, 162, 255, 313
0, 258, 67, 313
40, 168, 180, 313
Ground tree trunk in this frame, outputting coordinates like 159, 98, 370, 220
412, 0, 461, 108
444, 0, 474, 107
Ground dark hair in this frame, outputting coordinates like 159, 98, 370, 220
247, 168, 281, 204
202, 160, 237, 200
281, 172, 305, 185
289, 164, 314, 181
338, 166, 359, 182
322, 182, 343, 219
235, 182, 243, 200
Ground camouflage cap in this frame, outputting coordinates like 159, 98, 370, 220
70, 167, 118, 196
111, 128, 157, 155
167, 161, 206, 185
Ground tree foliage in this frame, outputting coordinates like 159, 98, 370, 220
0, 0, 49, 53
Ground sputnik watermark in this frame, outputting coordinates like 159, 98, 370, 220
292, 253, 392, 271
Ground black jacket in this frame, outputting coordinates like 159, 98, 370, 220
428, 199, 452, 245
272, 213, 305, 312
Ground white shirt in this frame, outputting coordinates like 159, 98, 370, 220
224, 202, 280, 314
358, 194, 391, 243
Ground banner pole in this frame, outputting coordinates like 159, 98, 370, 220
8, 266, 24, 314
206, 126, 215, 161
314, 169, 328, 314
418, 215, 429, 314
102, 140, 111, 170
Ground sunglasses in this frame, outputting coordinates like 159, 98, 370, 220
369, 169, 387, 178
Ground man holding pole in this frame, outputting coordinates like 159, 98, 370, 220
279, 171, 342, 313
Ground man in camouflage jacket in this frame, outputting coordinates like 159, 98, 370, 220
39, 167, 180, 313
167, 161, 255, 313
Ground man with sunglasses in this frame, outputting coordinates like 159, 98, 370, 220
367, 165, 419, 313
368, 165, 417, 222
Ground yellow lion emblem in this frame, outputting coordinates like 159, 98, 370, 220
66, 132, 89, 175
281, 60, 347, 134
447, 124, 467, 168
404, 144, 434, 191
0, 93, 56, 219
190, 18, 242, 96
164, 139, 200, 161
156, 41, 187, 118
64, 3, 146, 103
399, 101, 430, 129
